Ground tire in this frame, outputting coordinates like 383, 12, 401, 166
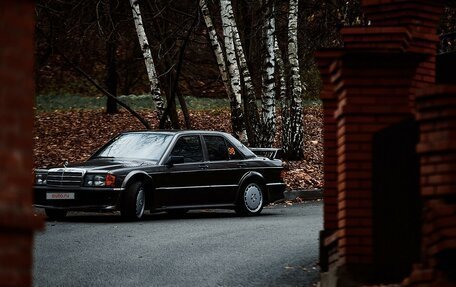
121, 181, 146, 221
235, 181, 264, 216
45, 208, 67, 221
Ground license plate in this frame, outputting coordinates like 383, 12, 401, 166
46, 193, 75, 200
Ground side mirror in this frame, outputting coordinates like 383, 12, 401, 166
165, 156, 184, 167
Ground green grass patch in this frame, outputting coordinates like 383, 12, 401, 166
35, 93, 321, 112
35, 94, 230, 112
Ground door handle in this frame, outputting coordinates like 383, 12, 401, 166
237, 163, 247, 168
199, 164, 209, 169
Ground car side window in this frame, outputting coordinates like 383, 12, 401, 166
225, 139, 243, 160
204, 136, 229, 161
170, 136, 203, 163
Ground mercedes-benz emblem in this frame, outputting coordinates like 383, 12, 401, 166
63, 160, 68, 168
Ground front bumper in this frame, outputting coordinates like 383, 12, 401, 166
34, 186, 124, 211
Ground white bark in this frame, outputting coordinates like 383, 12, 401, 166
224, 1, 256, 105
283, 0, 304, 159
220, 0, 247, 143
259, 3, 276, 147
288, 0, 303, 103
199, 0, 233, 100
223, 0, 260, 145
129, 0, 165, 120
274, 37, 286, 109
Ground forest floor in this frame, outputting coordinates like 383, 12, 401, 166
33, 106, 323, 191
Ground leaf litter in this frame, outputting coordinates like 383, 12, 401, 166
34, 107, 323, 191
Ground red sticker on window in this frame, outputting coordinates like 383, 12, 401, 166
228, 147, 236, 155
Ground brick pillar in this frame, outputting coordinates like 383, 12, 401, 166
315, 51, 343, 272
362, 0, 443, 111
316, 0, 444, 286
403, 85, 456, 287
331, 46, 417, 271
316, 52, 342, 233
0, 1, 43, 286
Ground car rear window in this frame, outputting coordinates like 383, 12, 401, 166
204, 136, 229, 161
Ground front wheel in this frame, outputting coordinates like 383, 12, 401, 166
235, 182, 264, 216
45, 208, 67, 221
121, 181, 146, 220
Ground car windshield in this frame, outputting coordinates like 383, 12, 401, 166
94, 133, 172, 161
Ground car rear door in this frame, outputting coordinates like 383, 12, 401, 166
202, 135, 245, 204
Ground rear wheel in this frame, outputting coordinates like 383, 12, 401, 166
45, 208, 67, 221
121, 181, 146, 220
235, 181, 264, 216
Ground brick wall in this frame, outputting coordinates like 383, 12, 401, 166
0, 1, 43, 286
316, 0, 448, 286
403, 85, 456, 287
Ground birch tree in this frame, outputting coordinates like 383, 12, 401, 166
282, 0, 305, 159
199, 0, 232, 99
223, 0, 259, 144
220, 0, 248, 143
274, 37, 286, 109
128, 0, 166, 121
257, 2, 276, 147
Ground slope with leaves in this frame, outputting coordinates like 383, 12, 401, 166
34, 107, 322, 190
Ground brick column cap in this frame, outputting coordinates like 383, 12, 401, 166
341, 26, 411, 53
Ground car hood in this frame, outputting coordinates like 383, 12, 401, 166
61, 158, 158, 172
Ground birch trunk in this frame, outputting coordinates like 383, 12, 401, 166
258, 2, 276, 148
199, 0, 233, 99
274, 37, 286, 111
129, 0, 165, 121
223, 0, 259, 145
220, 0, 247, 143
283, 0, 304, 159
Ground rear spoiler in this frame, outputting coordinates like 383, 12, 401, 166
249, 148, 283, 160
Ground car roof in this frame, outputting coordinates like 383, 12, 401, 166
121, 130, 232, 137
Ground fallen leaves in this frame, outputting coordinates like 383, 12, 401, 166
33, 106, 323, 190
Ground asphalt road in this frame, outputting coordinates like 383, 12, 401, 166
33, 201, 322, 287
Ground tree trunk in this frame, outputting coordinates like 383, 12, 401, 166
160, 74, 180, 129
129, 0, 166, 122
224, 0, 259, 145
105, 37, 118, 114
258, 2, 276, 148
200, 0, 248, 142
167, 7, 199, 130
199, 0, 233, 99
283, 0, 304, 159
274, 37, 286, 110
219, 0, 248, 143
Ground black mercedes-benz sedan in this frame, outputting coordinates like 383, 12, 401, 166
34, 130, 285, 220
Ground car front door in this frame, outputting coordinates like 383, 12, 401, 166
155, 135, 210, 207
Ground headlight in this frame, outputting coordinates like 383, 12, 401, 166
94, 175, 105, 186
84, 174, 116, 187
35, 171, 48, 185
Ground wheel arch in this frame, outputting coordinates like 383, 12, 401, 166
121, 171, 154, 208
236, 171, 268, 203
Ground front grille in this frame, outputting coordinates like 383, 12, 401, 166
47, 169, 84, 187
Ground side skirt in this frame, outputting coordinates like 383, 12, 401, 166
153, 203, 236, 212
